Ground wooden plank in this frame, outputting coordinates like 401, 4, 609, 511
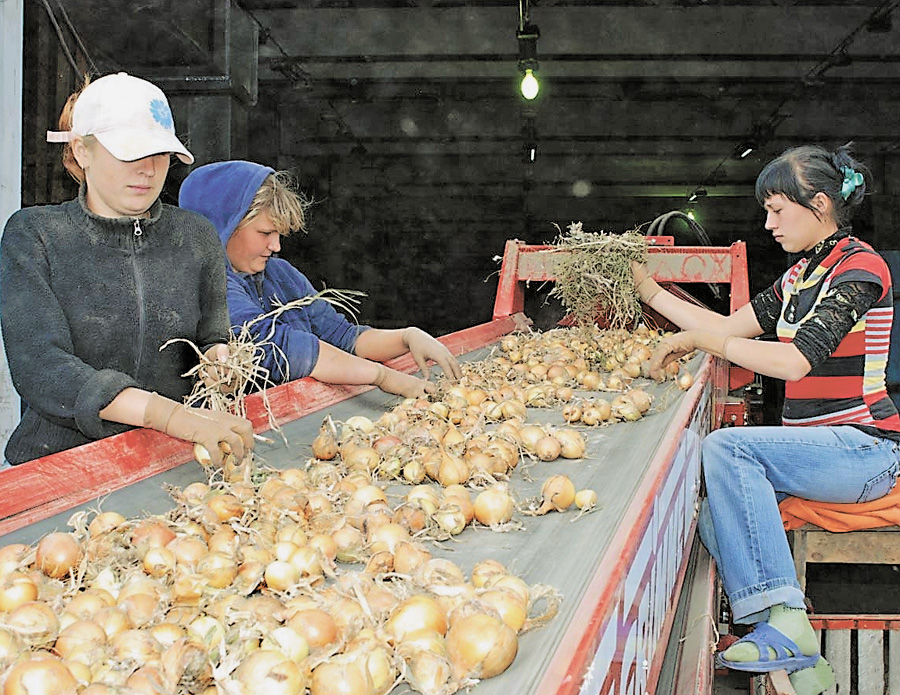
790, 529, 809, 592
823, 630, 850, 695
804, 530, 900, 565
857, 629, 884, 695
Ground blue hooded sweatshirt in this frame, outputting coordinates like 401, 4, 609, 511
179, 161, 368, 383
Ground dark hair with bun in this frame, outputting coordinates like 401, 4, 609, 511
755, 143, 869, 227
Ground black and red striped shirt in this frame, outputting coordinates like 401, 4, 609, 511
752, 234, 900, 433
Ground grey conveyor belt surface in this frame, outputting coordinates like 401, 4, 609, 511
0, 345, 693, 695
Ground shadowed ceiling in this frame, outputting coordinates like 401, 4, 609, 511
35, 0, 900, 330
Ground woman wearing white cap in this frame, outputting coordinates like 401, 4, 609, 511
0, 73, 253, 467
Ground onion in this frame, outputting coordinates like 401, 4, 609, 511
518, 425, 545, 453
678, 370, 695, 390
3, 655, 77, 695
384, 595, 447, 643
310, 656, 374, 695
0, 627, 22, 669
7, 601, 59, 648
312, 420, 339, 460
168, 535, 208, 567
88, 511, 126, 538
477, 589, 528, 632
111, 628, 161, 662
446, 611, 518, 680
393, 541, 432, 575
473, 484, 515, 526
535, 475, 576, 514
265, 560, 300, 592
54, 620, 107, 658
575, 489, 598, 510
368, 522, 410, 554
399, 636, 452, 695
132, 520, 176, 557
432, 504, 467, 536
470, 559, 506, 589
260, 626, 310, 663
627, 388, 652, 413
142, 546, 176, 578
555, 429, 586, 459
343, 415, 375, 437
35, 533, 82, 579
0, 572, 38, 612
234, 650, 308, 695
0, 544, 30, 575
287, 608, 338, 650
534, 435, 562, 462
198, 551, 239, 589
435, 451, 470, 487
206, 493, 244, 522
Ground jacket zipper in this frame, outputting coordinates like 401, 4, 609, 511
132, 218, 146, 373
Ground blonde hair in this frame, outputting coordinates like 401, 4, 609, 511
240, 171, 311, 236
58, 75, 93, 184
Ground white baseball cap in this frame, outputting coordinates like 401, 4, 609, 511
47, 72, 194, 164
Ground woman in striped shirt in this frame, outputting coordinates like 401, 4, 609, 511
635, 144, 900, 694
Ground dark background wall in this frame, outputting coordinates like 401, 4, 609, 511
20, 0, 900, 338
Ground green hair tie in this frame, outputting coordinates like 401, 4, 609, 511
840, 166, 864, 201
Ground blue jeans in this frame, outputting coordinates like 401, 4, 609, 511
698, 425, 900, 623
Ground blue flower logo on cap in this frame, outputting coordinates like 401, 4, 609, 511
150, 99, 174, 130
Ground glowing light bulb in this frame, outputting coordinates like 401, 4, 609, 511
520, 69, 539, 100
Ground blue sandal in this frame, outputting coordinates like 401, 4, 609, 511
716, 623, 820, 674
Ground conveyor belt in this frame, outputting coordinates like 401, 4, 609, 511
0, 344, 701, 695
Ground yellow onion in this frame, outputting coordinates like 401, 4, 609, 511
476, 590, 528, 632
7, 601, 59, 648
260, 626, 310, 663
555, 429, 586, 459
3, 655, 77, 695
312, 419, 339, 460
575, 489, 598, 510
470, 559, 506, 589
534, 435, 562, 462
233, 649, 307, 695
310, 655, 374, 695
35, 533, 82, 579
535, 475, 576, 515
288, 608, 337, 650
384, 595, 447, 644
473, 484, 515, 526
446, 611, 518, 680
0, 573, 38, 613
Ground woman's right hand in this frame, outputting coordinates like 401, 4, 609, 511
373, 364, 435, 399
143, 393, 254, 466
631, 260, 662, 303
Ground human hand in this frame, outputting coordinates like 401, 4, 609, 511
649, 330, 732, 380
373, 364, 436, 399
631, 261, 662, 304
143, 393, 254, 466
200, 344, 238, 394
402, 327, 462, 381
648, 331, 697, 380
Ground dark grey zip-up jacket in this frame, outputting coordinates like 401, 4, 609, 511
0, 188, 231, 464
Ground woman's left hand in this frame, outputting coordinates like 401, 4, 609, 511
403, 328, 462, 381
649, 332, 697, 379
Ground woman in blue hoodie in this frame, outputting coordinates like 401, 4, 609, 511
179, 160, 461, 397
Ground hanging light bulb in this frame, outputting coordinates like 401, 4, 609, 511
521, 69, 539, 100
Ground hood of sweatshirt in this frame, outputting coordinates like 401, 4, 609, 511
178, 160, 274, 250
